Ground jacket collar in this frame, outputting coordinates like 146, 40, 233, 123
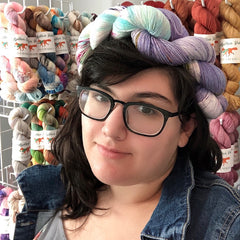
141, 153, 195, 240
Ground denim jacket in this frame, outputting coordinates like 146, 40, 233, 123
14, 154, 240, 240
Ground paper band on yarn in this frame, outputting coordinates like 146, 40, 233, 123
194, 33, 216, 51
220, 38, 240, 64
0, 215, 10, 234
54, 34, 69, 55
70, 36, 79, 56
28, 37, 39, 58
0, 32, 8, 56
234, 142, 239, 165
217, 147, 233, 173
215, 32, 223, 56
36, 31, 55, 54
12, 138, 31, 161
8, 34, 29, 58
31, 130, 44, 150
44, 129, 58, 150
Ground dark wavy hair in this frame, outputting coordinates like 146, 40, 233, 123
52, 37, 222, 220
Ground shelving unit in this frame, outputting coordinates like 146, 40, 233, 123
0, 0, 71, 189
0, 99, 19, 189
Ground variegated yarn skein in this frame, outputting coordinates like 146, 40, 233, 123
50, 8, 69, 91
76, 5, 227, 119
4, 2, 42, 102
29, 101, 44, 165
37, 102, 59, 165
33, 5, 64, 95
0, 3, 18, 101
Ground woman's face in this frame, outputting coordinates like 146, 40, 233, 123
82, 68, 194, 186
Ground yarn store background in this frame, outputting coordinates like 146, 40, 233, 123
1, 0, 240, 239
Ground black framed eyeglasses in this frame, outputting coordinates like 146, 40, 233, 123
77, 86, 179, 137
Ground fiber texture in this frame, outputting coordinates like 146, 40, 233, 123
4, 2, 42, 102
33, 5, 64, 95
219, 0, 240, 111
76, 5, 227, 119
164, 0, 195, 35
0, 3, 18, 101
209, 111, 240, 186
8, 107, 32, 177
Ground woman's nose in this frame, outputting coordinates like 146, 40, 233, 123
101, 104, 127, 140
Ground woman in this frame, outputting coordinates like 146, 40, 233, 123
15, 5, 240, 240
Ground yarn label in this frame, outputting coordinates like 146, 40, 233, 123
220, 38, 240, 64
70, 36, 79, 56
54, 34, 69, 55
215, 32, 223, 56
31, 130, 44, 150
194, 33, 216, 51
0, 31, 8, 56
36, 32, 55, 54
234, 142, 239, 164
44, 129, 58, 150
217, 147, 233, 173
12, 139, 31, 161
28, 37, 39, 58
0, 215, 10, 234
8, 34, 30, 58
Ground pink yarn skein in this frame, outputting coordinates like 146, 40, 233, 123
4, 2, 41, 101
0, 3, 18, 101
209, 111, 240, 186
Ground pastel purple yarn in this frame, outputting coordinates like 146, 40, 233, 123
131, 30, 215, 65
76, 5, 227, 119
160, 8, 189, 40
196, 87, 227, 119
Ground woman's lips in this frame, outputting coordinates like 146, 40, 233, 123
97, 144, 130, 159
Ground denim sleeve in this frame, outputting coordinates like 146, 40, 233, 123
224, 206, 240, 240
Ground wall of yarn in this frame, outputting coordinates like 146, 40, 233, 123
146, 0, 240, 188
190, 0, 240, 188
0, 1, 94, 103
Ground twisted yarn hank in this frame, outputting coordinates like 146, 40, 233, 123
0, 3, 18, 101
76, 5, 227, 119
209, 111, 240, 186
164, 0, 193, 34
28, 101, 44, 165
4, 2, 42, 102
50, 8, 69, 88
37, 102, 59, 165
34, 6, 64, 95
8, 107, 32, 177
192, 0, 222, 34
219, 0, 240, 111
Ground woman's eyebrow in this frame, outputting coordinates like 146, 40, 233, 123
133, 92, 173, 105
92, 84, 173, 104
92, 84, 112, 93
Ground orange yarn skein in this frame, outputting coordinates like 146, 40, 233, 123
219, 0, 240, 111
192, 0, 221, 34
164, 0, 193, 35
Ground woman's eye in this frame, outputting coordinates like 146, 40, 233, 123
138, 105, 157, 115
93, 93, 109, 103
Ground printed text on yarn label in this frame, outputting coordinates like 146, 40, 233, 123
220, 38, 240, 64
8, 34, 29, 58
36, 32, 55, 54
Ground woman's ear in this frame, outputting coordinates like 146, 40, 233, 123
178, 114, 197, 148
